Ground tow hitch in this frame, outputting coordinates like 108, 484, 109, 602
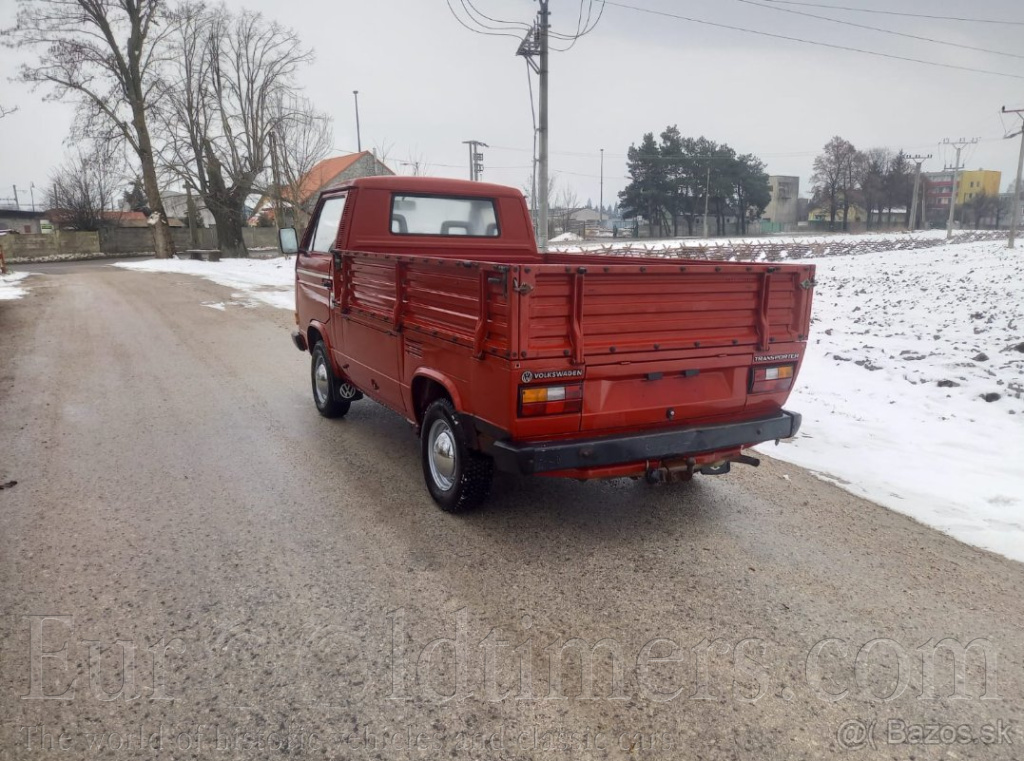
645, 453, 760, 483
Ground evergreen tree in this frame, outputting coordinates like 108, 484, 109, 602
621, 126, 773, 238
619, 132, 670, 236
122, 179, 150, 214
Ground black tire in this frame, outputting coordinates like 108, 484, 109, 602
311, 341, 350, 419
420, 398, 493, 512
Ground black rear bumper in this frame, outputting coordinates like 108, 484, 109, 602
486, 410, 802, 475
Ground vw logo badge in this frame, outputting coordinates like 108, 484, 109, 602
521, 370, 534, 383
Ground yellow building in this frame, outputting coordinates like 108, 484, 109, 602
957, 170, 1001, 205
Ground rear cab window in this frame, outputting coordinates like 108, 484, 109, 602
310, 195, 347, 252
390, 194, 499, 237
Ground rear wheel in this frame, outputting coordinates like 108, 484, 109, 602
311, 341, 350, 419
421, 398, 493, 512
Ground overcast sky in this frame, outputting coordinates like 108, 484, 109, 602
2, 0, 1023, 211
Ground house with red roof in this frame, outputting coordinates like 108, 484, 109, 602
253, 151, 394, 229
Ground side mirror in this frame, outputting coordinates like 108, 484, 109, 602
278, 227, 298, 254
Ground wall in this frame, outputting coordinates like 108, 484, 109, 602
0, 213, 44, 234
2, 226, 280, 262
180, 227, 280, 250
0, 231, 100, 261
333, 153, 396, 185
763, 176, 800, 225
959, 171, 1002, 205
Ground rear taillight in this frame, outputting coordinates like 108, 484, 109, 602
519, 383, 583, 417
750, 364, 795, 394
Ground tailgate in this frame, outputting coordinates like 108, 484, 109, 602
520, 261, 813, 432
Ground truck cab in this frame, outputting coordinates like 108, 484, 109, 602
285, 176, 813, 512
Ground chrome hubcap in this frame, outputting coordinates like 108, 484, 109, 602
428, 419, 457, 491
314, 358, 330, 405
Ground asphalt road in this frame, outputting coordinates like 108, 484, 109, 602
2, 263, 1023, 760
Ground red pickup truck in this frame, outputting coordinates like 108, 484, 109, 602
284, 176, 813, 512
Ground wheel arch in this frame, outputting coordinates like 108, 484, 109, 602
306, 321, 330, 355
411, 370, 462, 426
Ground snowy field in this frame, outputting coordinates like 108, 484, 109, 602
0, 271, 32, 300
114, 242, 1024, 562
760, 239, 1024, 562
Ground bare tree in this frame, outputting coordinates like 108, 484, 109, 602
371, 139, 395, 171
160, 3, 314, 257
398, 150, 431, 177
48, 143, 124, 231
0, 103, 18, 118
270, 95, 333, 239
553, 181, 586, 237
964, 190, 999, 229
884, 151, 913, 226
856, 147, 891, 229
5, 0, 177, 257
521, 171, 557, 238
811, 136, 859, 231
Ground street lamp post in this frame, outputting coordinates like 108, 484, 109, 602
353, 90, 362, 153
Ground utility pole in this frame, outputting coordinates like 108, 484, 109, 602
353, 90, 362, 153
702, 165, 711, 239
942, 137, 978, 240
462, 140, 488, 181
907, 153, 932, 232
12, 185, 19, 210
599, 148, 604, 228
1003, 106, 1024, 249
537, 0, 549, 249
516, 9, 547, 246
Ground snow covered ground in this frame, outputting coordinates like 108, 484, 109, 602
0, 271, 32, 301
115, 257, 295, 310
759, 239, 1024, 563
112, 241, 1024, 562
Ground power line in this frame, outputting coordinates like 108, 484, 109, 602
446, 0, 603, 43
601, 0, 1024, 80
734, 0, 1024, 61
444, 0, 525, 39
551, 0, 606, 52
759, 0, 1024, 26
459, 0, 530, 32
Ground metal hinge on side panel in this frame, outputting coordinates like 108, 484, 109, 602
800, 278, 817, 290
487, 270, 508, 298
512, 278, 533, 295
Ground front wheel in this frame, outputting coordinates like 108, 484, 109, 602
311, 341, 350, 419
421, 399, 493, 512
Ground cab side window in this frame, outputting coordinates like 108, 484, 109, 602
311, 196, 347, 253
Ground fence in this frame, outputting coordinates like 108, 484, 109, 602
0, 226, 280, 263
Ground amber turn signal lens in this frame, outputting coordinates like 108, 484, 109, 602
519, 383, 583, 416
750, 363, 796, 394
